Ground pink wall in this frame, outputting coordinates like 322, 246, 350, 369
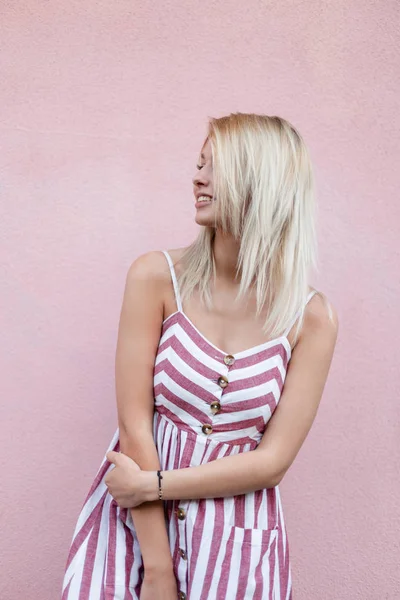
1, 2, 399, 598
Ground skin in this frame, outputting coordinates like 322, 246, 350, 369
104, 138, 339, 595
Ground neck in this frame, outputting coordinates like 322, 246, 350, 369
212, 229, 241, 282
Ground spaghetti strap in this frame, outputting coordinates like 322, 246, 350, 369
162, 250, 183, 312
283, 289, 318, 337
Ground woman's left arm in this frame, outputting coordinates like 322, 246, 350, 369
106, 296, 339, 506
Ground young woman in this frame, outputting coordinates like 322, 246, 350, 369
62, 113, 338, 600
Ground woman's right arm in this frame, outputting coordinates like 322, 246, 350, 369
114, 251, 174, 580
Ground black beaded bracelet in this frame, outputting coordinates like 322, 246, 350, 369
156, 469, 163, 500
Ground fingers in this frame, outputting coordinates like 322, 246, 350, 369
106, 450, 120, 464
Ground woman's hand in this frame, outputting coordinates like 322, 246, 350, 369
105, 450, 158, 508
140, 570, 178, 600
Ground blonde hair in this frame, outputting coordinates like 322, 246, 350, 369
176, 112, 330, 343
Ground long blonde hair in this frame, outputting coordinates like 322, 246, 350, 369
176, 112, 328, 343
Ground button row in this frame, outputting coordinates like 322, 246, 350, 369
176, 507, 186, 520
178, 547, 187, 560
224, 354, 235, 366
176, 506, 187, 599
201, 355, 235, 435
176, 354, 230, 600
217, 375, 229, 388
202, 423, 213, 435
210, 400, 221, 414
176, 359, 233, 600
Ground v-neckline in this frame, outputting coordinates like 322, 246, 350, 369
162, 309, 292, 360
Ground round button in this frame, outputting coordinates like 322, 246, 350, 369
176, 507, 186, 520
179, 548, 187, 560
178, 593, 187, 600
210, 401, 221, 414
217, 375, 229, 388
202, 423, 213, 435
224, 354, 235, 366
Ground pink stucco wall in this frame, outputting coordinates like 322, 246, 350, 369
1, 2, 399, 598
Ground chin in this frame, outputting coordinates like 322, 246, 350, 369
194, 205, 216, 225
194, 214, 215, 227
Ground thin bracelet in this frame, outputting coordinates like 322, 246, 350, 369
156, 469, 163, 500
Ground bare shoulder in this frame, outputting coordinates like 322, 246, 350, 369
302, 288, 339, 346
122, 248, 188, 322
118, 251, 172, 323
126, 247, 187, 282
126, 250, 169, 284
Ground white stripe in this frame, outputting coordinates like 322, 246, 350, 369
62, 532, 90, 595
89, 494, 113, 598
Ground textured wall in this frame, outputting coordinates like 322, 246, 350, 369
1, 1, 399, 598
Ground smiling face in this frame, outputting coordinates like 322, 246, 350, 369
192, 138, 217, 227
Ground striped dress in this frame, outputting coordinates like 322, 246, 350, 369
62, 250, 317, 600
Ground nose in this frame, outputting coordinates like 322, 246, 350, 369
192, 169, 209, 188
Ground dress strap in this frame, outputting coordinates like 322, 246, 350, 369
161, 250, 183, 312
283, 289, 318, 337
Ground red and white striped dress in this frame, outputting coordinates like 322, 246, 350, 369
62, 250, 317, 600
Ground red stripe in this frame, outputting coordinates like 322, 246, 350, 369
268, 532, 278, 600
154, 405, 198, 437
62, 577, 72, 600
213, 415, 266, 433
215, 529, 235, 598
157, 335, 222, 378
168, 313, 225, 359
154, 382, 209, 423
123, 524, 135, 600
222, 391, 277, 413
198, 497, 228, 600
187, 499, 206, 597
157, 361, 218, 404
253, 542, 265, 600
234, 537, 253, 599
232, 343, 288, 369
78, 495, 106, 599
226, 367, 284, 393
234, 493, 246, 528
104, 499, 117, 594
278, 526, 291, 598
267, 487, 278, 529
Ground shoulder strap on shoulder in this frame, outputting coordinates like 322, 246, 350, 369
161, 250, 183, 312
283, 289, 318, 337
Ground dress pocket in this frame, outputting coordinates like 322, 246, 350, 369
221, 524, 280, 547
